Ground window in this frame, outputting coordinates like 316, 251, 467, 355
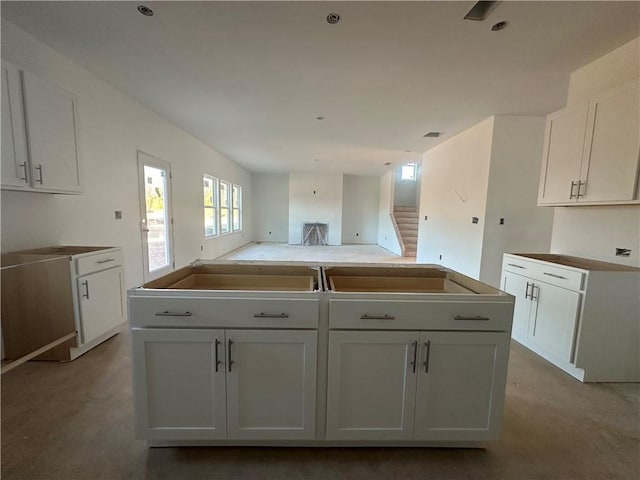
203, 175, 218, 237
401, 163, 417, 181
232, 184, 242, 232
219, 180, 231, 234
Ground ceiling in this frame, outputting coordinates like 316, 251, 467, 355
2, 1, 639, 176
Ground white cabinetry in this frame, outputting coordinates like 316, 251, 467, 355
501, 253, 640, 382
538, 81, 640, 205
326, 330, 509, 442
1, 60, 82, 194
132, 327, 317, 441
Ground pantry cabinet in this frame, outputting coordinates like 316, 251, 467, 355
1, 60, 82, 194
501, 253, 640, 382
538, 80, 640, 206
132, 327, 317, 441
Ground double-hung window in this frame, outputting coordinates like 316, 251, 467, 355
232, 184, 242, 232
219, 180, 231, 234
203, 175, 218, 237
401, 163, 417, 181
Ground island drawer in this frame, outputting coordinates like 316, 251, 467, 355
129, 295, 319, 329
329, 299, 513, 331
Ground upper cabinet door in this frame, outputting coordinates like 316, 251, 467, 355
1, 60, 29, 189
22, 70, 82, 193
538, 104, 588, 205
578, 81, 640, 203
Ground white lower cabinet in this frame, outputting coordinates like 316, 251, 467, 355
78, 266, 125, 344
132, 328, 317, 441
326, 330, 509, 441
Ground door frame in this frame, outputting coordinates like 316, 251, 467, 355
137, 150, 174, 282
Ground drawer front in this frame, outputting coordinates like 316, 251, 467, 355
129, 295, 319, 329
503, 256, 583, 291
76, 249, 123, 275
329, 299, 513, 331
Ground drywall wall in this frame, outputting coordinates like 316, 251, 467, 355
480, 116, 554, 287
0, 20, 252, 289
341, 175, 379, 244
251, 173, 289, 243
416, 118, 494, 278
288, 172, 343, 245
393, 166, 418, 207
377, 170, 402, 256
551, 37, 639, 267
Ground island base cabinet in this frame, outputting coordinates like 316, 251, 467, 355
326, 330, 510, 442
132, 328, 317, 442
414, 332, 510, 441
131, 329, 227, 440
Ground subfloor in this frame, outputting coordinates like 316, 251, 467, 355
2, 245, 639, 480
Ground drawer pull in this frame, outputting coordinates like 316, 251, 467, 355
543, 272, 567, 280
424, 341, 431, 373
507, 263, 525, 269
97, 258, 116, 264
360, 314, 395, 320
154, 311, 192, 317
454, 315, 490, 321
253, 312, 289, 318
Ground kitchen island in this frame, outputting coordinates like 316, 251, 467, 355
129, 262, 514, 447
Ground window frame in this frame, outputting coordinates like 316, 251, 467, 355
232, 184, 242, 232
203, 174, 219, 238
219, 179, 232, 235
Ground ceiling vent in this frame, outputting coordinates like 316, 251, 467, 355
423, 132, 443, 138
326, 13, 340, 24
464, 1, 500, 21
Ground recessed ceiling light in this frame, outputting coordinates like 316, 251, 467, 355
326, 13, 341, 24
137, 5, 154, 16
316, 116, 325, 120
314, 159, 320, 162
405, 150, 411, 153
423, 132, 443, 138
384, 162, 392, 166
491, 21, 508, 31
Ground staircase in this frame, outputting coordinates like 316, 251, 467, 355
393, 206, 419, 257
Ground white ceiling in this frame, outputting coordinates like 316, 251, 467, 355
2, 1, 639, 176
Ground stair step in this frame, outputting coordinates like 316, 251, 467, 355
399, 224, 418, 231
394, 206, 417, 212
396, 217, 418, 224
394, 212, 418, 218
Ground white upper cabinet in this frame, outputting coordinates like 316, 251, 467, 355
1, 60, 82, 194
538, 80, 640, 206
1, 60, 30, 189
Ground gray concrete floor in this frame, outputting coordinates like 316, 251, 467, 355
2, 330, 638, 480
2, 245, 639, 479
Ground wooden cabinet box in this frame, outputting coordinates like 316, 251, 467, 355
501, 253, 640, 382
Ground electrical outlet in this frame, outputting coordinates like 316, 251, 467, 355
114, 210, 122, 220
616, 248, 631, 257
439, 254, 442, 260
472, 217, 479, 224
499, 218, 504, 225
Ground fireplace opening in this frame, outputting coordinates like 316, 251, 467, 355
303, 223, 328, 246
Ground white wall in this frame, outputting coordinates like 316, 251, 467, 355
480, 116, 554, 286
251, 173, 289, 243
341, 175, 379, 244
550, 37, 640, 267
416, 118, 494, 278
377, 170, 402, 255
393, 167, 418, 207
0, 20, 252, 288
288, 172, 343, 245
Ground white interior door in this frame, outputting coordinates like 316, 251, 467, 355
138, 151, 174, 282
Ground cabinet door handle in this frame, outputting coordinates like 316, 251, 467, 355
154, 311, 192, 317
569, 180, 577, 199
525, 281, 531, 299
360, 314, 395, 320
253, 312, 289, 318
543, 272, 567, 280
410, 340, 418, 374
531, 285, 539, 301
19, 162, 28, 182
35, 164, 44, 184
97, 258, 116, 264
214, 339, 221, 373
228, 339, 234, 372
454, 315, 490, 321
81, 280, 89, 299
576, 180, 586, 199
507, 263, 525, 269
423, 341, 431, 373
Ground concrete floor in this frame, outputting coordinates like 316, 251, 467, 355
2, 245, 639, 479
